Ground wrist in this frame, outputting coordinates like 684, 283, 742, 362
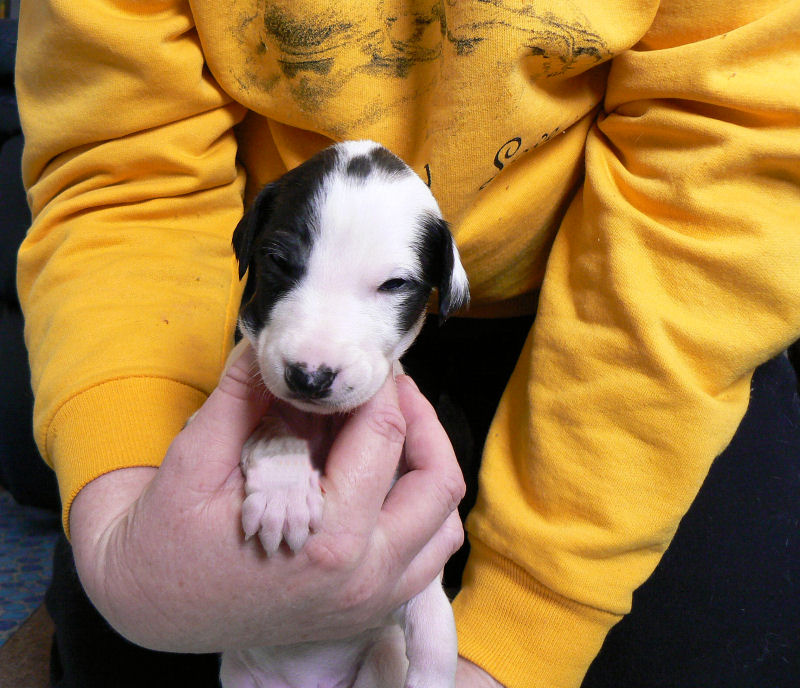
70, 467, 157, 612
47, 377, 207, 536
457, 656, 505, 687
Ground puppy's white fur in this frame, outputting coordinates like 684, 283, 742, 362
221, 141, 468, 688
243, 145, 467, 413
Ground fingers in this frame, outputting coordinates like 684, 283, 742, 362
166, 341, 274, 486
322, 374, 406, 530
202, 340, 274, 447
322, 374, 464, 591
392, 508, 464, 604
379, 375, 466, 565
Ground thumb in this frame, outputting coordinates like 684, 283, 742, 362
167, 341, 274, 480
323, 374, 406, 528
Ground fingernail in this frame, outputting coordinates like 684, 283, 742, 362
391, 360, 404, 379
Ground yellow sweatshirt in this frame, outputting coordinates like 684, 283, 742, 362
15, 1, 800, 686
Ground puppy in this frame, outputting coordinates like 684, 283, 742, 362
220, 140, 469, 688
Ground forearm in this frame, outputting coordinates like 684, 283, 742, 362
16, 0, 247, 532
69, 467, 160, 638
456, 657, 506, 688
455, 2, 800, 685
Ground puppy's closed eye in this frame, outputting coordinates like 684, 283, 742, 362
378, 277, 411, 293
264, 249, 300, 279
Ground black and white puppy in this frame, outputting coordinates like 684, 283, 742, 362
220, 140, 469, 688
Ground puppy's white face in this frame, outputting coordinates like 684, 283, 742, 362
234, 141, 469, 413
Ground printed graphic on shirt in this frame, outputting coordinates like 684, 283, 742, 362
230, 0, 610, 119
445, 0, 609, 77
478, 126, 565, 191
220, 0, 611, 236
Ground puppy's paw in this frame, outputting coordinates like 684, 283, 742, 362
240, 418, 324, 556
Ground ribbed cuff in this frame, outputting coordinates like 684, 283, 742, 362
47, 377, 208, 537
452, 538, 622, 688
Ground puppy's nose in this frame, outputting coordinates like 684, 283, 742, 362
284, 363, 337, 400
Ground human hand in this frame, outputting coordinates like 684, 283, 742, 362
457, 657, 506, 687
69, 344, 464, 652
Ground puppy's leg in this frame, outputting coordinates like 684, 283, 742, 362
221, 648, 299, 688
352, 625, 408, 688
241, 415, 324, 555
219, 650, 259, 688
401, 579, 458, 688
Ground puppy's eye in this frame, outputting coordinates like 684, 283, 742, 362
378, 278, 408, 293
266, 251, 295, 276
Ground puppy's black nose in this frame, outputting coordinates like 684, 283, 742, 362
284, 363, 337, 400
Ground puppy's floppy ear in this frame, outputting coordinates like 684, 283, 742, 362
232, 182, 279, 280
422, 214, 470, 322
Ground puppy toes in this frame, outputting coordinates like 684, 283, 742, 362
240, 426, 324, 555
283, 500, 312, 552
307, 470, 325, 532
241, 492, 268, 541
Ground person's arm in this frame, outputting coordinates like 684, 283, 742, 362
453, 1, 800, 686
15, 0, 247, 534
70, 348, 464, 650
15, 0, 465, 649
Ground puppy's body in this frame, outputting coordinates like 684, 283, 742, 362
221, 141, 469, 688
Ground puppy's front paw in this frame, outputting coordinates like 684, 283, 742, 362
240, 418, 324, 556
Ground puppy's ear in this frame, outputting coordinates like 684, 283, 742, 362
422, 215, 470, 322
232, 182, 279, 280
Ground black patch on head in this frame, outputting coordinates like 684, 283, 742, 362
370, 146, 409, 176
346, 154, 373, 179
233, 146, 339, 333
345, 145, 410, 182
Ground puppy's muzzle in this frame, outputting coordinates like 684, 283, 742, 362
284, 362, 338, 400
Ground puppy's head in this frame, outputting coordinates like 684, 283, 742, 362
233, 140, 469, 413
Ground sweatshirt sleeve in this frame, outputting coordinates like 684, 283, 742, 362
15, 0, 248, 534
452, 2, 800, 686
